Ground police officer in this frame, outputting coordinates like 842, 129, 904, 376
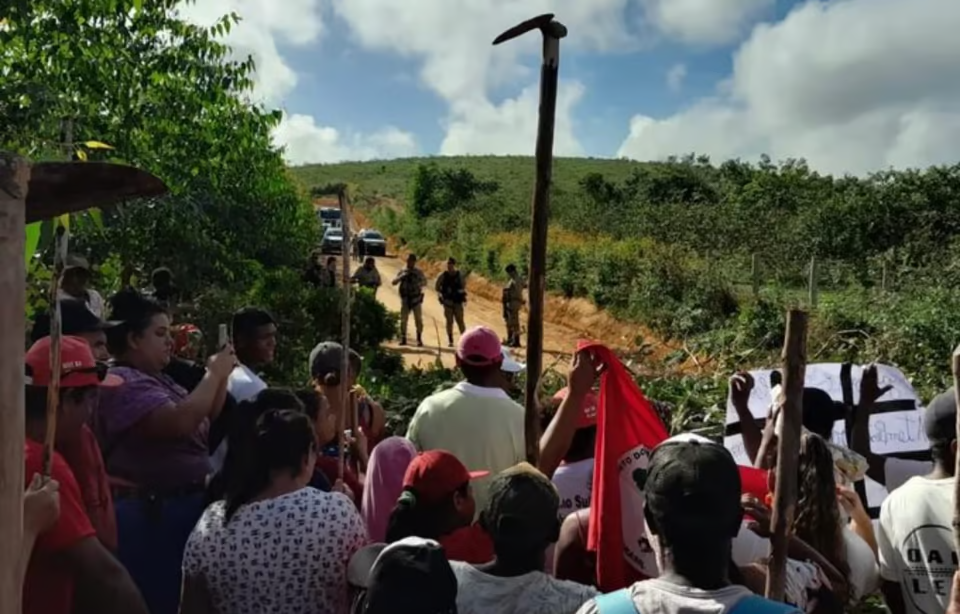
435, 257, 467, 347
392, 254, 427, 346
351, 257, 382, 298
502, 263, 525, 348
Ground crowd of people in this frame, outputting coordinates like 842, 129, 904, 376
18, 253, 960, 614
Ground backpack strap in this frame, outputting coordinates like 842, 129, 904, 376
593, 589, 636, 614
730, 595, 801, 614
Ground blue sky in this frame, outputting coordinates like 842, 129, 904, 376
183, 0, 960, 176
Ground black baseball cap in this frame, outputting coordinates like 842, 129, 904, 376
925, 388, 957, 443
31, 299, 119, 343
309, 341, 361, 380
348, 537, 457, 614
644, 438, 742, 543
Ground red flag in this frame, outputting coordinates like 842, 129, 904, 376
581, 341, 669, 592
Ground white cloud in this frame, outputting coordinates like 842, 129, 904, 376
640, 0, 773, 45
666, 63, 687, 93
618, 0, 960, 175
331, 0, 637, 156
274, 114, 419, 164
441, 82, 586, 156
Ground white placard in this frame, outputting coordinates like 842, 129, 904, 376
723, 363, 930, 510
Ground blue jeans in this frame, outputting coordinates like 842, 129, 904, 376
115, 492, 205, 614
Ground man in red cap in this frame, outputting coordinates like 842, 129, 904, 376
407, 326, 526, 514
22, 336, 147, 614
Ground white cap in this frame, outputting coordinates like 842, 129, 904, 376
500, 348, 526, 374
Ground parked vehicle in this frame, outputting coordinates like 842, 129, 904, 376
357, 229, 387, 256
320, 227, 343, 254
317, 207, 342, 230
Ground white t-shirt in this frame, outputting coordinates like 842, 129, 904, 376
183, 488, 367, 614
576, 579, 800, 614
878, 475, 956, 614
553, 459, 594, 520
450, 562, 598, 614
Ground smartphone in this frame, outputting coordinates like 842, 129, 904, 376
218, 324, 229, 349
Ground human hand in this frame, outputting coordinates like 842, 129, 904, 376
836, 486, 869, 522
207, 344, 237, 380
730, 372, 755, 409
741, 494, 772, 538
947, 571, 960, 614
859, 364, 893, 409
568, 350, 603, 396
24, 474, 60, 535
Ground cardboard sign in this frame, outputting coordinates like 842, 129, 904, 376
723, 363, 931, 514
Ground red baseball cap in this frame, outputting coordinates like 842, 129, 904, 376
552, 386, 598, 429
26, 336, 123, 388
456, 326, 503, 367
403, 450, 489, 505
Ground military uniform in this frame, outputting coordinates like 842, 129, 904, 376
351, 265, 381, 297
394, 266, 427, 345
502, 274, 525, 347
435, 270, 467, 346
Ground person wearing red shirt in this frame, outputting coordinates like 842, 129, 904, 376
22, 336, 147, 614
385, 449, 495, 564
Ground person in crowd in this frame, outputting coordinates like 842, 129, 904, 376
501, 263, 525, 348
386, 449, 493, 564
20, 474, 60, 602
95, 290, 235, 614
547, 386, 597, 520
499, 347, 526, 395
298, 387, 364, 502
145, 266, 181, 310
348, 537, 459, 614
171, 323, 203, 361
303, 250, 326, 287
22, 336, 148, 614
878, 388, 958, 614
58, 254, 106, 317
449, 463, 599, 614
362, 437, 418, 543
181, 409, 367, 614
324, 256, 339, 288
206, 387, 305, 503
392, 253, 427, 346
407, 326, 525, 512
31, 299, 118, 548
436, 257, 468, 347
311, 341, 386, 464
849, 365, 933, 492
351, 256, 382, 297
576, 439, 800, 614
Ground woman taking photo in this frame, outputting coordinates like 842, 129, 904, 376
181, 409, 367, 614
95, 290, 235, 614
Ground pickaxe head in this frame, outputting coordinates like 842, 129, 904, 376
493, 13, 567, 45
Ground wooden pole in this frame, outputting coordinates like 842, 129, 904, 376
493, 14, 567, 466
338, 187, 352, 481
0, 153, 29, 614
951, 345, 960, 558
808, 257, 818, 308
765, 309, 808, 602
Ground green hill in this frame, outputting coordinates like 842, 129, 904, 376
291, 155, 960, 399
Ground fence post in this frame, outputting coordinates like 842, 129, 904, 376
808, 256, 818, 308
751, 253, 760, 298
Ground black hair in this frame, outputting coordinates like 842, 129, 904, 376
105, 288, 168, 357
24, 385, 96, 421
208, 388, 304, 504
151, 267, 173, 286
385, 483, 469, 544
231, 307, 275, 342
932, 439, 954, 465
505, 264, 517, 274
565, 427, 597, 463
795, 433, 850, 582
801, 388, 837, 439
407, 254, 417, 261
459, 362, 500, 384
224, 409, 315, 522
295, 388, 324, 422
447, 258, 456, 265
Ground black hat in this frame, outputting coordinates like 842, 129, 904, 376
481, 462, 560, 549
925, 388, 957, 444
349, 538, 457, 614
644, 438, 742, 543
309, 341, 361, 380
31, 299, 119, 343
